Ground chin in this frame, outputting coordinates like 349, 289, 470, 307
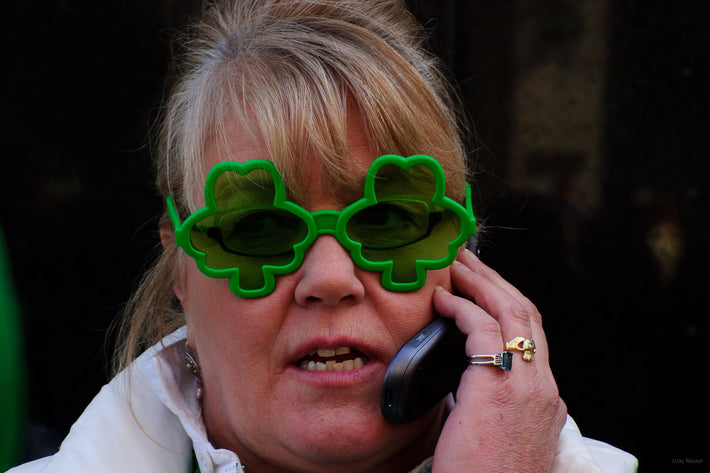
277, 402, 402, 463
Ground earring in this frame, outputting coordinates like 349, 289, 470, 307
185, 342, 203, 400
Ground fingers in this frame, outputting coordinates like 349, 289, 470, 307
448, 249, 548, 363
456, 248, 528, 304
433, 286, 508, 359
456, 249, 542, 327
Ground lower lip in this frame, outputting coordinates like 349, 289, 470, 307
285, 359, 386, 388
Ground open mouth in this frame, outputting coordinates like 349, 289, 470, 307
297, 347, 370, 371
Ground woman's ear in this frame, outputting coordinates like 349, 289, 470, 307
158, 214, 175, 250
159, 219, 174, 250
160, 220, 186, 302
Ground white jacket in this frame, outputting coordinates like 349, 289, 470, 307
8, 328, 637, 473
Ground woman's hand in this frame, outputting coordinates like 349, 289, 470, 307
431, 249, 567, 472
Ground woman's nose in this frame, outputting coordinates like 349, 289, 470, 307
294, 235, 365, 306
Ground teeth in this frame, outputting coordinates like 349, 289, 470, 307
309, 347, 352, 357
299, 356, 368, 371
298, 346, 367, 371
317, 348, 336, 357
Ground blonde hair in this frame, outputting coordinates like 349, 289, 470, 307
114, 0, 470, 373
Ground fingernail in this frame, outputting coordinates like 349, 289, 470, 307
453, 260, 471, 272
434, 285, 448, 293
464, 248, 483, 265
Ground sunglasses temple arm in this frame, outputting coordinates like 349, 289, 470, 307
166, 196, 184, 233
464, 184, 477, 232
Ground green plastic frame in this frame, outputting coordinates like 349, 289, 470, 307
167, 154, 476, 297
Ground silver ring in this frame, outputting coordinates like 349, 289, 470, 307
468, 351, 513, 371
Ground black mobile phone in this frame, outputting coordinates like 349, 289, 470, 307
380, 316, 468, 423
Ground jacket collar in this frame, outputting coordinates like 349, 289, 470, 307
139, 326, 246, 473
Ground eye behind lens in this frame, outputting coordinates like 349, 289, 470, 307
346, 202, 441, 250
199, 209, 309, 257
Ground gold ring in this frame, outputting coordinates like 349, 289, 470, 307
505, 337, 536, 362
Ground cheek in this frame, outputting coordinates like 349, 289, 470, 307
374, 267, 453, 348
427, 266, 453, 292
180, 263, 231, 337
180, 263, 282, 374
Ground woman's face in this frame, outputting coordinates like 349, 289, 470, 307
177, 114, 454, 471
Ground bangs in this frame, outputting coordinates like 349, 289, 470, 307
221, 52, 359, 202
171, 5, 468, 215
209, 61, 464, 208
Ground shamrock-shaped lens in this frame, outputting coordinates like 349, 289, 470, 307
339, 158, 473, 289
168, 160, 316, 297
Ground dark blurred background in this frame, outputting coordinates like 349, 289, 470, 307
2, 1, 707, 471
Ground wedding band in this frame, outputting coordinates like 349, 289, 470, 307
505, 337, 536, 362
468, 351, 513, 370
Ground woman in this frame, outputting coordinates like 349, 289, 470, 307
9, 1, 637, 472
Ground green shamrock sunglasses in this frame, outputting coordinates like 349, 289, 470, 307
167, 154, 476, 297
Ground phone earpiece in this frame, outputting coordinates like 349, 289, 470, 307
467, 235, 480, 256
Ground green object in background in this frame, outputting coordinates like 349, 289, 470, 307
0, 227, 25, 470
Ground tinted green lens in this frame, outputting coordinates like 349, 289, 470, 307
342, 162, 464, 284
346, 201, 441, 249
210, 208, 308, 256
355, 207, 462, 282
186, 166, 310, 290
